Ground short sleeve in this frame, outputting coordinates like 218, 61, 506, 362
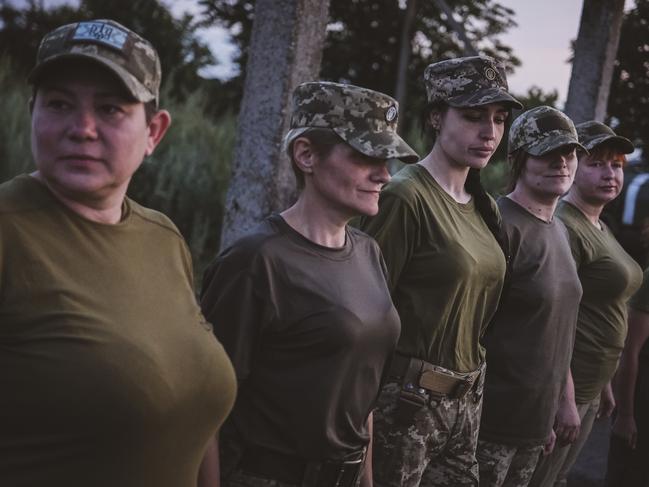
359, 191, 418, 293
200, 250, 273, 384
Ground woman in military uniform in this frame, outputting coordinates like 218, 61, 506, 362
477, 106, 584, 487
360, 56, 521, 487
200, 81, 418, 487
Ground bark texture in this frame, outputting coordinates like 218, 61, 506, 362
220, 0, 330, 249
565, 0, 625, 123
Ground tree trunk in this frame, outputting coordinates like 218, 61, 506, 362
564, 0, 625, 123
220, 0, 330, 250
395, 0, 418, 128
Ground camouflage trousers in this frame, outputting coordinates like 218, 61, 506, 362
372, 364, 485, 487
476, 439, 543, 487
528, 397, 600, 487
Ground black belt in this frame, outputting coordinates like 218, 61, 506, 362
388, 353, 482, 399
240, 446, 365, 487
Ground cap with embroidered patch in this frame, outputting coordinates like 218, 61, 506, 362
29, 19, 161, 105
424, 55, 522, 109
284, 81, 419, 164
508, 105, 586, 156
576, 121, 634, 154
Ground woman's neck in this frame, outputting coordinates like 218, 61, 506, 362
507, 187, 559, 223
563, 191, 604, 228
280, 196, 347, 248
419, 148, 471, 203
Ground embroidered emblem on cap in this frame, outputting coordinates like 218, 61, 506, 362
73, 21, 128, 51
386, 105, 398, 122
484, 67, 497, 81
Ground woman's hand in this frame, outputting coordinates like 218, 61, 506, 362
612, 413, 637, 449
543, 429, 557, 456
554, 396, 580, 446
597, 382, 616, 418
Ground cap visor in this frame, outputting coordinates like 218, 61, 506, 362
334, 127, 419, 164
448, 87, 523, 110
28, 53, 155, 104
585, 134, 634, 154
526, 134, 587, 156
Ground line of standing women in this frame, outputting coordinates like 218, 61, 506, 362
200, 55, 643, 487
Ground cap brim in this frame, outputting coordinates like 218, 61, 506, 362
448, 87, 523, 110
525, 134, 587, 156
333, 127, 419, 164
28, 53, 155, 104
583, 134, 634, 154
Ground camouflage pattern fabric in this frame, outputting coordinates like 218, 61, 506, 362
508, 106, 585, 157
476, 439, 543, 487
423, 56, 522, 109
372, 365, 486, 487
575, 121, 635, 154
29, 19, 161, 105
284, 81, 419, 163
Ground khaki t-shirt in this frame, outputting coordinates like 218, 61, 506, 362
480, 197, 582, 446
0, 175, 236, 486
557, 200, 643, 403
360, 164, 506, 372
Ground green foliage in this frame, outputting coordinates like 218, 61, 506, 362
608, 0, 649, 150
0, 56, 33, 182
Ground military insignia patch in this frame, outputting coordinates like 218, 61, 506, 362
73, 21, 128, 51
484, 67, 497, 81
386, 105, 398, 122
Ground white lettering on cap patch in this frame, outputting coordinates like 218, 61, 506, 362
73, 21, 128, 51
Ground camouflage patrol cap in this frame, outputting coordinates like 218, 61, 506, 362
508, 106, 586, 156
284, 81, 419, 163
28, 19, 161, 105
424, 56, 523, 109
576, 121, 634, 154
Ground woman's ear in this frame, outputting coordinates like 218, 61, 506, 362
428, 111, 441, 131
292, 137, 316, 175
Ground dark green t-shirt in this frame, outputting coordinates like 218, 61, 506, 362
0, 175, 236, 486
200, 215, 400, 465
359, 164, 506, 372
480, 197, 583, 446
557, 200, 643, 403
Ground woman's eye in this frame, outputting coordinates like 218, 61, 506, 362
101, 105, 121, 115
46, 99, 70, 110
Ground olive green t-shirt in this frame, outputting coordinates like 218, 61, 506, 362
201, 215, 400, 465
557, 200, 643, 403
480, 197, 582, 446
0, 175, 236, 486
359, 164, 506, 372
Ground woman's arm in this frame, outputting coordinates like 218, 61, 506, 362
198, 436, 220, 487
360, 412, 373, 487
554, 368, 580, 446
612, 308, 649, 448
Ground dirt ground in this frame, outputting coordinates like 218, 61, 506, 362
567, 416, 611, 487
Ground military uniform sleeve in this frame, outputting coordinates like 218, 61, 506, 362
359, 191, 418, 293
200, 250, 273, 384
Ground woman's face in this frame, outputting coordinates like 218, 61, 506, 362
433, 103, 508, 169
308, 142, 390, 220
517, 146, 577, 201
572, 148, 625, 206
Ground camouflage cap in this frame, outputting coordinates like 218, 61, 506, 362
28, 19, 161, 105
284, 81, 419, 164
424, 56, 523, 109
508, 106, 587, 156
576, 121, 634, 154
